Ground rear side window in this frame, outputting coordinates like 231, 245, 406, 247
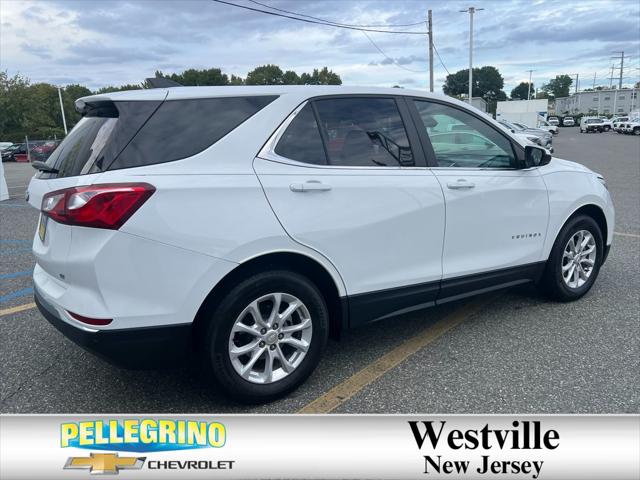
275, 103, 327, 165
108, 96, 277, 171
42, 101, 161, 178
313, 97, 415, 167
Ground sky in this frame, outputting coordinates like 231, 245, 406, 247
1, 0, 639, 94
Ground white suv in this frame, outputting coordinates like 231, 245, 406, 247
28, 86, 614, 402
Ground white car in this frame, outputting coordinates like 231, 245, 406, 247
547, 117, 560, 126
612, 116, 629, 133
28, 86, 614, 401
537, 119, 559, 135
621, 118, 640, 135
562, 116, 575, 127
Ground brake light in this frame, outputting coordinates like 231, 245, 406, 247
41, 183, 155, 229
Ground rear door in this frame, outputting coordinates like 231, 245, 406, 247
255, 96, 446, 325
408, 98, 549, 297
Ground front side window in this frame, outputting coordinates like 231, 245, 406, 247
414, 100, 516, 168
313, 97, 415, 167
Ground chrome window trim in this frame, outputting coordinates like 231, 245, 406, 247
258, 99, 534, 172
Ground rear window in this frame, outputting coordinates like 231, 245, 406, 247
43, 96, 277, 177
108, 96, 277, 171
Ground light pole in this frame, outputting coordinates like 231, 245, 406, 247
57, 87, 68, 135
527, 70, 534, 100
460, 6, 483, 104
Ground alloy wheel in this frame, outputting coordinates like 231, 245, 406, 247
228, 293, 313, 384
561, 230, 597, 289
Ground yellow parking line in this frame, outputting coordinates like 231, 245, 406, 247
614, 231, 640, 238
297, 294, 497, 414
0, 302, 36, 317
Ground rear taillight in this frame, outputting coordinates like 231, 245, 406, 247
41, 183, 155, 229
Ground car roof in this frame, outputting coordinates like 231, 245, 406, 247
77, 85, 451, 103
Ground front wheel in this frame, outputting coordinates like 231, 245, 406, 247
199, 270, 329, 403
634, 128, 640, 136
538, 215, 603, 302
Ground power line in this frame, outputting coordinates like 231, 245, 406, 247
432, 43, 450, 75
361, 31, 424, 73
248, 0, 426, 28
210, 0, 429, 34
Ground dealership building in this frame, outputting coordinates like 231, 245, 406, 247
555, 88, 638, 115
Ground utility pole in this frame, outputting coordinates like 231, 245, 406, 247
592, 72, 596, 90
612, 51, 625, 89
575, 73, 579, 94
527, 69, 534, 100
609, 65, 614, 88
460, 6, 483, 104
57, 87, 68, 135
428, 10, 434, 92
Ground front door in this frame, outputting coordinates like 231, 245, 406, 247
409, 99, 549, 296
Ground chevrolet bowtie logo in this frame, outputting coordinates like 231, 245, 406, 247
64, 453, 146, 475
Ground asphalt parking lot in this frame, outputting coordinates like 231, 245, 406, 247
1, 128, 638, 414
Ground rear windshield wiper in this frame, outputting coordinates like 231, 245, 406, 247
31, 161, 59, 174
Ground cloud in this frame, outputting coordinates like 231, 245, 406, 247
1, 0, 639, 93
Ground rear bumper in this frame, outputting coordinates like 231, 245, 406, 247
35, 287, 192, 369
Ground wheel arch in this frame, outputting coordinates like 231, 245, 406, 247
193, 251, 347, 341
566, 204, 608, 244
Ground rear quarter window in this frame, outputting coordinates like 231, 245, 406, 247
108, 96, 277, 170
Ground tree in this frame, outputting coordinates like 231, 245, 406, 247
443, 66, 505, 101
246, 65, 285, 85
282, 70, 300, 85
510, 82, 534, 100
443, 66, 506, 115
541, 75, 572, 98
299, 67, 341, 85
155, 68, 229, 86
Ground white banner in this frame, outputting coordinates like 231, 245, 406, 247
1, 415, 638, 479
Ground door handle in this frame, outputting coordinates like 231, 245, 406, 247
290, 181, 332, 193
447, 180, 475, 190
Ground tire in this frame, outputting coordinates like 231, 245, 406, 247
199, 270, 329, 403
538, 215, 603, 302
604, 126, 610, 132
634, 128, 640, 136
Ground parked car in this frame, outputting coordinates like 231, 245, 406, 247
1, 143, 27, 162
612, 116, 629, 133
28, 86, 614, 401
562, 116, 575, 127
621, 117, 640, 135
498, 119, 554, 152
0, 142, 13, 151
597, 118, 613, 131
30, 140, 60, 162
547, 116, 560, 126
536, 119, 559, 135
580, 117, 606, 133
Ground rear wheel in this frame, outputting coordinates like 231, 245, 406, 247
539, 215, 603, 302
200, 270, 329, 402
634, 127, 640, 136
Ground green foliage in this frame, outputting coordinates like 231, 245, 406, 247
443, 66, 503, 99
510, 82, 534, 100
0, 65, 341, 142
443, 66, 507, 116
155, 68, 229, 86
541, 75, 573, 98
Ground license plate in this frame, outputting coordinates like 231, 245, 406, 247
38, 215, 48, 242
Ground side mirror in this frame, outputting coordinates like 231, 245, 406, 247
524, 145, 552, 168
